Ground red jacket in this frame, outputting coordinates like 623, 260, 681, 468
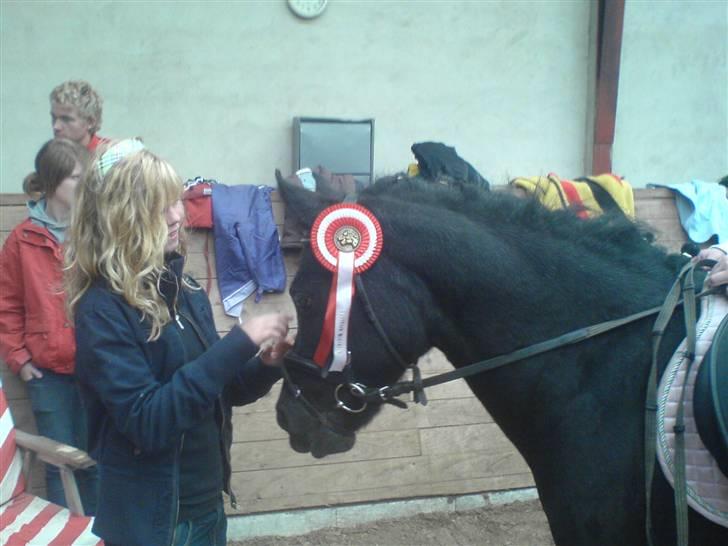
87, 134, 110, 153
0, 219, 75, 375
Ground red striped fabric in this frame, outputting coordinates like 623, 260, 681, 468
0, 430, 24, 498
5, 498, 63, 546
0, 428, 16, 477
1, 493, 102, 545
0, 386, 103, 545
1, 491, 34, 532
1, 387, 26, 505
560, 180, 590, 219
48, 512, 101, 546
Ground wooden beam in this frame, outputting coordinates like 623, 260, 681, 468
592, 0, 625, 174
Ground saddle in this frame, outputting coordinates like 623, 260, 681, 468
694, 312, 728, 476
656, 291, 728, 527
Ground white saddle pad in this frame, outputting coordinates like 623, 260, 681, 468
656, 291, 728, 528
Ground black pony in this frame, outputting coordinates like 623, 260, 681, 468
275, 175, 727, 545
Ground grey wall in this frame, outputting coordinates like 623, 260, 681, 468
1, 0, 593, 193
613, 0, 728, 185
1, 1, 725, 194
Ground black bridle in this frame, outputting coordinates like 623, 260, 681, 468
280, 272, 415, 430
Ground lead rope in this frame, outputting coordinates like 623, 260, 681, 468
371, 300, 678, 404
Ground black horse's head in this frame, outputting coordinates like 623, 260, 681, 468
275, 175, 434, 458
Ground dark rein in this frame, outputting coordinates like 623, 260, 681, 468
284, 259, 718, 416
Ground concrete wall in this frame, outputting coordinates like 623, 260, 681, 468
613, 0, 728, 185
1, 1, 725, 191
1, 0, 594, 193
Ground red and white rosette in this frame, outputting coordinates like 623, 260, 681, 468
310, 203, 383, 372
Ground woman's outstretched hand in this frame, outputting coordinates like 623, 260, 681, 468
259, 336, 295, 367
240, 312, 291, 347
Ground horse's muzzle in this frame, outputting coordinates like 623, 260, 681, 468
276, 384, 356, 458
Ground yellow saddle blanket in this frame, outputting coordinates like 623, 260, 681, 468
511, 173, 635, 219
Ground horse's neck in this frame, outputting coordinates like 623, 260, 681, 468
423, 251, 609, 363
405, 232, 685, 450
381, 193, 679, 394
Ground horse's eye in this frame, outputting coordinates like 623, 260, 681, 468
293, 293, 313, 311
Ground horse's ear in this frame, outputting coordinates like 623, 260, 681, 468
276, 169, 340, 228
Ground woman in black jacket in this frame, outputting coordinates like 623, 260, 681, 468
66, 139, 291, 546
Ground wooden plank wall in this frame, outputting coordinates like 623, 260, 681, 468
0, 188, 687, 512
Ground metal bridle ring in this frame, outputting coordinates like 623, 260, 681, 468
334, 383, 368, 414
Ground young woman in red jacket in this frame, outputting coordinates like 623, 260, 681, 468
0, 138, 98, 513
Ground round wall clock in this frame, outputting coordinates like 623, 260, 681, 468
288, 0, 328, 19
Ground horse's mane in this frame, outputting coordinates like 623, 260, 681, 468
361, 175, 677, 271
354, 174, 695, 335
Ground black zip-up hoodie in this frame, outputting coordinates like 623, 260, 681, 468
74, 254, 281, 546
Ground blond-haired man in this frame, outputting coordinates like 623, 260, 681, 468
50, 80, 110, 152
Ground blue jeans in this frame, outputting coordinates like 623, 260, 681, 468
173, 499, 227, 546
26, 370, 98, 515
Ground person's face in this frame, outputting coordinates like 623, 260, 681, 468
164, 199, 185, 254
51, 103, 93, 146
48, 162, 82, 212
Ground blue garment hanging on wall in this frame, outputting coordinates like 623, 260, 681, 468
211, 184, 286, 317
648, 180, 728, 243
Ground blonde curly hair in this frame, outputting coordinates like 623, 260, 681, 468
66, 147, 185, 340
50, 80, 103, 134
